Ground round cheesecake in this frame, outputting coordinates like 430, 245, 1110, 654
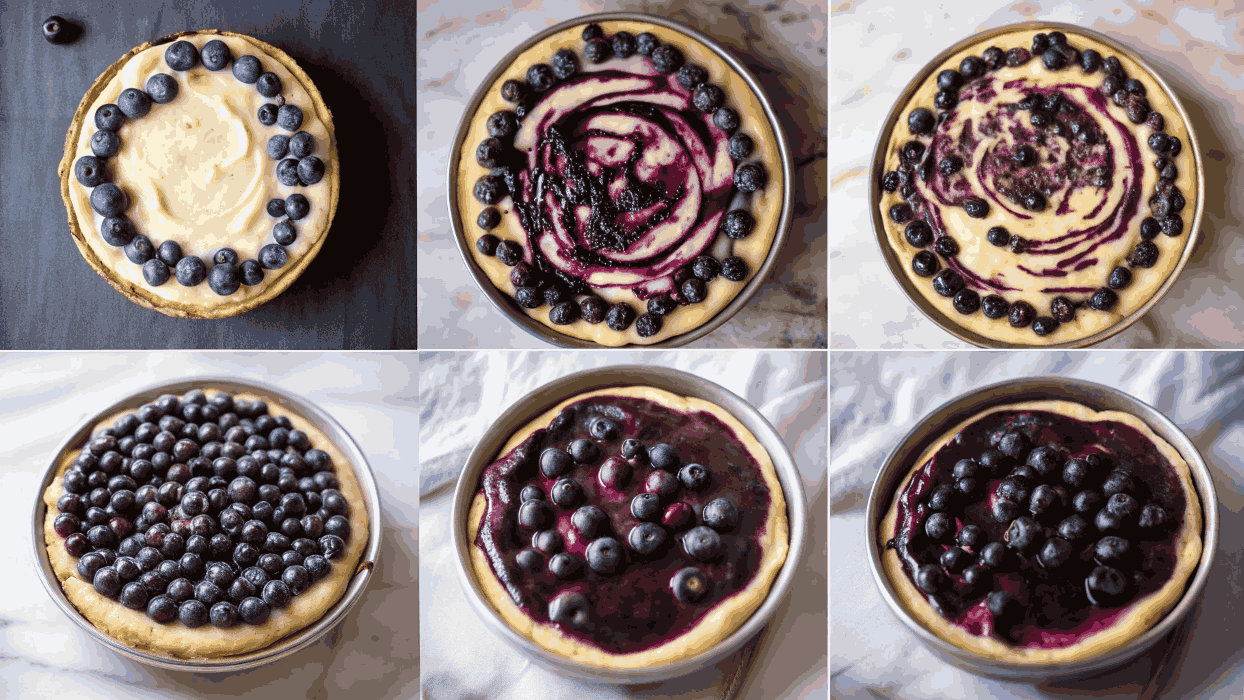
879, 27, 1197, 345
42, 387, 368, 659
457, 19, 783, 346
59, 30, 340, 318
880, 400, 1202, 663
468, 386, 788, 668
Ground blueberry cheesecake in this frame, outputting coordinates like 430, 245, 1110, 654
458, 19, 783, 346
42, 387, 368, 658
59, 31, 339, 318
880, 28, 1197, 345
468, 386, 788, 667
881, 400, 1202, 662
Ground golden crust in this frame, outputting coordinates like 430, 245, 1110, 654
880, 400, 1202, 663
468, 385, 788, 669
41, 389, 369, 660
456, 20, 783, 346
879, 27, 1198, 346
58, 30, 340, 319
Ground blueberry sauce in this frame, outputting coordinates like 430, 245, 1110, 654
888, 409, 1188, 649
474, 394, 773, 654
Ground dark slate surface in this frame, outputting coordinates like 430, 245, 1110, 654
0, 1, 414, 348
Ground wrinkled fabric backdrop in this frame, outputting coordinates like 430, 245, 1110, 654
0, 352, 418, 699
419, 350, 827, 699
831, 351, 1244, 699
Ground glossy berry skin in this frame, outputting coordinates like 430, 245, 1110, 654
682, 525, 723, 561
915, 563, 946, 593
701, 498, 738, 531
548, 591, 589, 628
627, 522, 667, 556
585, 537, 623, 574
671, 567, 711, 604
548, 552, 582, 579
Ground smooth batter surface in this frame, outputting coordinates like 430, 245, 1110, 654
880, 400, 1202, 663
880, 28, 1197, 345
457, 20, 783, 346
42, 389, 369, 660
62, 31, 339, 318
468, 386, 788, 669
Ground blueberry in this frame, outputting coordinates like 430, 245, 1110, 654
94, 104, 125, 131
635, 31, 660, 56
627, 522, 667, 556
728, 133, 753, 160
146, 73, 178, 104
194, 39, 230, 70
275, 158, 301, 187
253, 243, 286, 270
1006, 48, 1031, 67
494, 240, 522, 266
677, 277, 706, 304
42, 15, 77, 44
207, 263, 241, 296
952, 289, 980, 315
915, 563, 946, 593
584, 39, 612, 64
297, 157, 325, 186
881, 171, 900, 193
609, 31, 631, 58
963, 198, 990, 219
115, 88, 153, 120
94, 566, 122, 597
605, 302, 636, 331
548, 552, 582, 579
987, 590, 1023, 622
90, 183, 128, 217
923, 511, 954, 542
178, 599, 209, 628
123, 235, 154, 264
735, 163, 767, 193
908, 108, 934, 135
670, 566, 711, 604
1006, 516, 1042, 552
1107, 493, 1140, 520
956, 524, 984, 549
486, 111, 519, 141
261, 579, 291, 609
240, 260, 264, 286
232, 55, 262, 83
631, 493, 661, 522
276, 194, 309, 223
271, 220, 297, 247
1128, 240, 1159, 268
691, 83, 724, 113
911, 251, 939, 277
596, 457, 630, 490
933, 236, 959, 257
678, 64, 708, 89
720, 256, 749, 282
473, 174, 507, 205
650, 44, 683, 73
678, 463, 709, 492
583, 536, 622, 575
256, 72, 282, 98
277, 104, 303, 131
1042, 49, 1068, 70
1006, 300, 1035, 328
941, 546, 972, 573
635, 313, 662, 337
938, 156, 963, 177
712, 107, 740, 132
257, 104, 278, 126
91, 130, 121, 158
548, 591, 589, 628
904, 220, 932, 247
927, 484, 955, 511
100, 216, 136, 246
931, 269, 964, 297
934, 90, 958, 110
1138, 505, 1167, 530
900, 141, 925, 164
712, 209, 757, 243
889, 204, 913, 224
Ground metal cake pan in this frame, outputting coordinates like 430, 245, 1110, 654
865, 377, 1218, 682
32, 375, 383, 673
446, 12, 795, 348
450, 365, 808, 683
868, 21, 1205, 348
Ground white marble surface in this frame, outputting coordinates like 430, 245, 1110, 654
831, 0, 1244, 348
0, 353, 418, 699
831, 350, 1244, 698
419, 350, 827, 699
417, 0, 828, 349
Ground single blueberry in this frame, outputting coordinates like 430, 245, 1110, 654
258, 244, 288, 270
95, 104, 126, 131
289, 131, 315, 159
605, 303, 636, 331
175, 256, 207, 286
276, 158, 301, 186
164, 41, 199, 71
273, 220, 297, 246
728, 133, 754, 160
612, 31, 637, 59
267, 135, 290, 160
75, 155, 108, 187
285, 194, 310, 220
116, 88, 152, 119
256, 72, 282, 98
550, 48, 579, 79
91, 130, 122, 158
297, 157, 325, 186
213, 248, 240, 266
207, 263, 241, 296
232, 55, 262, 84
146, 73, 178, 104
99, 216, 135, 246
124, 235, 155, 264
90, 183, 128, 217
277, 104, 303, 131
256, 103, 278, 126
586, 537, 623, 574
240, 259, 265, 286
201, 39, 231, 70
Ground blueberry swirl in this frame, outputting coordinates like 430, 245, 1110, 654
879, 29, 1196, 345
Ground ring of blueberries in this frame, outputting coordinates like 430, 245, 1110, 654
881, 31, 1187, 337
471, 23, 764, 338
73, 39, 328, 297
896, 424, 1179, 639
52, 389, 352, 630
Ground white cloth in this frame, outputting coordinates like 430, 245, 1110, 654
419, 350, 828, 699
831, 350, 1244, 698
831, 0, 1244, 348
0, 352, 418, 700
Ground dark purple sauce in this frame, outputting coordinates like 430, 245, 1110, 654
888, 409, 1187, 649
474, 394, 774, 654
